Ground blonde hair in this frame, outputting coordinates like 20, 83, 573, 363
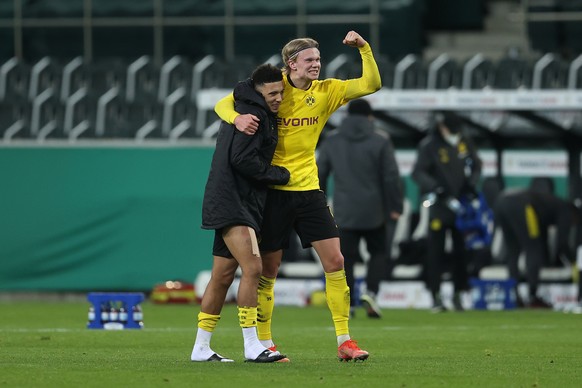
281, 38, 319, 74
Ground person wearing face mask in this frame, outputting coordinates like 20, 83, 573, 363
411, 111, 482, 312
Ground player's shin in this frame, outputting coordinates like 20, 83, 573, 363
257, 275, 276, 347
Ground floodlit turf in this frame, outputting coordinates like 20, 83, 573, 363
1, 300, 581, 387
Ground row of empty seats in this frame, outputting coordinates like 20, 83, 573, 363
4, 52, 582, 101
3, 52, 582, 141
0, 55, 257, 104
0, 55, 249, 141
1, 95, 198, 142
348, 51, 582, 90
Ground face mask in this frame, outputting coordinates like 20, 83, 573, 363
444, 133, 460, 146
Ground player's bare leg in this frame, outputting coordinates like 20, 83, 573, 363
191, 256, 237, 362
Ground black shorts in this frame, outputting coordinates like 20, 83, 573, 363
212, 229, 234, 258
259, 189, 339, 251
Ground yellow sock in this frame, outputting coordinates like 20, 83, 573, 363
197, 312, 220, 332
257, 275, 275, 341
238, 306, 258, 328
325, 270, 350, 337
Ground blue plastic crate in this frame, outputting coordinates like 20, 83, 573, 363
87, 292, 145, 329
470, 278, 517, 310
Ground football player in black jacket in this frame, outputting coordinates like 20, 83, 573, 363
191, 64, 290, 363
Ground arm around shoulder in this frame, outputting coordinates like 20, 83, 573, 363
214, 92, 238, 124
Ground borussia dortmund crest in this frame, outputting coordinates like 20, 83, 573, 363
305, 95, 315, 106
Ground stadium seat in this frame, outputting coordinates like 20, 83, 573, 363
494, 55, 533, 89
462, 54, 495, 89
0, 58, 30, 102
191, 55, 222, 97
87, 58, 127, 98
532, 54, 568, 89
324, 54, 355, 80
126, 100, 163, 140
63, 88, 97, 141
162, 86, 196, 140
0, 98, 31, 141
28, 57, 62, 102
60, 57, 86, 103
158, 56, 192, 104
567, 53, 582, 89
30, 89, 64, 141
393, 54, 427, 89
125, 56, 159, 103
427, 54, 461, 89
59, 57, 128, 109
94, 91, 132, 138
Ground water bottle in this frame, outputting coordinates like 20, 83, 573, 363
119, 306, 128, 324
132, 305, 144, 327
109, 306, 119, 322
100, 303, 110, 324
87, 306, 95, 325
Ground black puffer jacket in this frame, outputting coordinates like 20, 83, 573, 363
202, 79, 290, 232
317, 115, 403, 229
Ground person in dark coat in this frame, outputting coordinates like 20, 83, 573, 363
411, 111, 482, 312
317, 99, 403, 318
191, 64, 290, 363
494, 188, 579, 308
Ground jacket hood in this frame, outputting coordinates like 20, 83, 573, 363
337, 115, 374, 141
233, 79, 270, 114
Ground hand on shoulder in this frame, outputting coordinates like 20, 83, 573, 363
234, 114, 260, 135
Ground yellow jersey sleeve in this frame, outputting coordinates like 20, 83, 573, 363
345, 43, 382, 100
214, 92, 238, 124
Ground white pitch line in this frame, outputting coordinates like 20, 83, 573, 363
0, 324, 560, 334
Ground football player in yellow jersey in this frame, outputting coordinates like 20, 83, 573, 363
214, 30, 381, 361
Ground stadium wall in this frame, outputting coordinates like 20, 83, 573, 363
0, 145, 569, 291
0, 144, 214, 291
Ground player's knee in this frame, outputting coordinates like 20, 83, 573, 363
261, 255, 280, 278
215, 272, 236, 288
246, 262, 263, 280
324, 252, 345, 272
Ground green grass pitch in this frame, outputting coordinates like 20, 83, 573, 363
1, 300, 581, 387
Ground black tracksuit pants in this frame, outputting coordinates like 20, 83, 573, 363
426, 204, 468, 297
339, 224, 392, 307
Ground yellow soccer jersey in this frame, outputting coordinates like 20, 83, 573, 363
215, 43, 381, 191
272, 76, 347, 190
